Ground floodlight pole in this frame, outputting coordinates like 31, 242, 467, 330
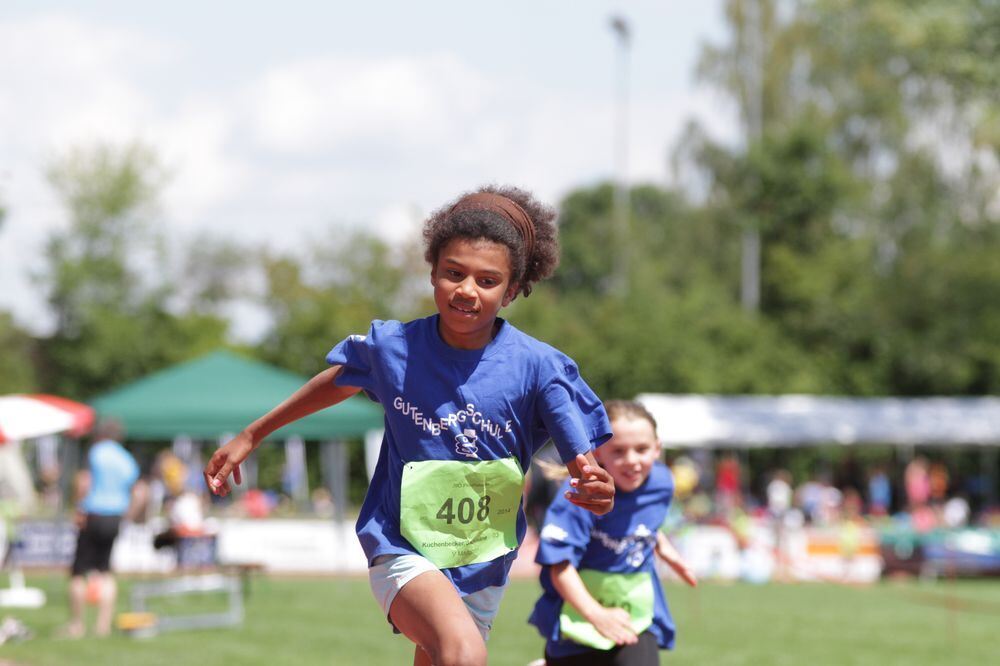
610, 14, 631, 297
741, 0, 763, 312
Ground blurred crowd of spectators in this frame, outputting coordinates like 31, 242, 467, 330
22, 437, 999, 537
122, 450, 340, 526
523, 450, 999, 542
659, 452, 998, 537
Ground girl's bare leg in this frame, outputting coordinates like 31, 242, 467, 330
389, 569, 487, 666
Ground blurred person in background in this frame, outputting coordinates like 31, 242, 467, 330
767, 469, 792, 580
904, 456, 937, 532
866, 465, 892, 517
62, 419, 139, 638
817, 479, 843, 527
904, 456, 931, 510
714, 453, 742, 517
663, 455, 699, 533
942, 495, 970, 529
838, 488, 866, 580
795, 475, 824, 525
766, 470, 792, 520
311, 487, 335, 517
928, 461, 950, 506
153, 458, 208, 551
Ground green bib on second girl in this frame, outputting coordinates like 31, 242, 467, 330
400, 457, 524, 569
559, 570, 655, 650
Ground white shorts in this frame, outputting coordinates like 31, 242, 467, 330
368, 553, 507, 641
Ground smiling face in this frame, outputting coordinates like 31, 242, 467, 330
431, 237, 518, 349
594, 415, 662, 493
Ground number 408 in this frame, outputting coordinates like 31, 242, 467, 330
436, 495, 491, 524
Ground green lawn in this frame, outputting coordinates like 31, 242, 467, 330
1, 574, 997, 665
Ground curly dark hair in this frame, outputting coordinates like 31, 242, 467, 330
422, 184, 559, 298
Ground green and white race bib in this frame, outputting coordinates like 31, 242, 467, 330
399, 458, 524, 569
559, 570, 655, 651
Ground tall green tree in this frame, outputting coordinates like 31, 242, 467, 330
258, 230, 431, 376
551, 183, 734, 299
37, 143, 227, 398
672, 0, 1000, 397
510, 180, 829, 398
0, 312, 38, 393
0, 196, 39, 393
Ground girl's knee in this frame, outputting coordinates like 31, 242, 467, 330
428, 634, 487, 666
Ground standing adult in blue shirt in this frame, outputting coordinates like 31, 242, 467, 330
529, 401, 697, 665
205, 185, 616, 666
64, 419, 139, 638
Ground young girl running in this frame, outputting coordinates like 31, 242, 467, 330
204, 185, 616, 666
529, 400, 696, 665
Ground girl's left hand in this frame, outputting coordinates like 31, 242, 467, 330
566, 453, 615, 515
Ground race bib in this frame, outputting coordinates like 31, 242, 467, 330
559, 570, 655, 650
400, 458, 523, 569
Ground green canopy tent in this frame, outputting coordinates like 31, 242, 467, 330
89, 350, 382, 440
89, 350, 384, 516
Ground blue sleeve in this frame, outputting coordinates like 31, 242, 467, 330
535, 482, 596, 568
126, 453, 139, 485
536, 358, 612, 463
326, 320, 383, 397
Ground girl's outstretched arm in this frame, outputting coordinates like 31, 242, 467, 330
204, 366, 361, 496
564, 452, 615, 515
655, 531, 698, 587
549, 561, 638, 646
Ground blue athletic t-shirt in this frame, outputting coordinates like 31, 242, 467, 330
528, 462, 676, 657
82, 439, 139, 516
326, 315, 612, 595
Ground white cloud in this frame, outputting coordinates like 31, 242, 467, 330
152, 99, 250, 227
372, 201, 424, 244
0, 13, 173, 149
249, 54, 495, 154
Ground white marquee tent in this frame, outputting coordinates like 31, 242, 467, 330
635, 394, 1000, 448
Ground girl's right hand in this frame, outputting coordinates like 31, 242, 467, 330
585, 606, 638, 646
204, 432, 254, 497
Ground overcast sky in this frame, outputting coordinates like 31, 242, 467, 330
0, 1, 736, 337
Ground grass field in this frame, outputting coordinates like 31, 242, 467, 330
1, 574, 998, 665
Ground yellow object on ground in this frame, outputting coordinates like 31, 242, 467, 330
116, 612, 157, 631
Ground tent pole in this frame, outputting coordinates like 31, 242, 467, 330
189, 440, 203, 491
283, 436, 309, 511
58, 437, 79, 517
321, 441, 347, 525
243, 455, 258, 491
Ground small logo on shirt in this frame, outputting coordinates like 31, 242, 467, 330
591, 524, 656, 568
540, 524, 569, 543
455, 429, 479, 459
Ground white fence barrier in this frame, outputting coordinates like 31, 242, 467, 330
4, 518, 881, 582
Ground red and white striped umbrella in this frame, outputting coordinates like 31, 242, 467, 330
0, 394, 95, 444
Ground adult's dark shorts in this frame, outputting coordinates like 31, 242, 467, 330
71, 513, 122, 576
